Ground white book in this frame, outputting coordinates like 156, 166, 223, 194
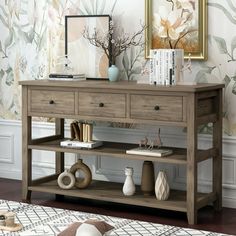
126, 147, 173, 157
48, 77, 86, 81
149, 50, 155, 85
60, 140, 103, 149
156, 50, 160, 85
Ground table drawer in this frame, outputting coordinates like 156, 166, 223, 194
130, 95, 183, 122
78, 92, 126, 118
29, 89, 75, 115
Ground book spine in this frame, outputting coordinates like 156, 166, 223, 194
149, 50, 154, 85
165, 50, 170, 86
49, 74, 73, 78
171, 50, 175, 85
154, 50, 159, 85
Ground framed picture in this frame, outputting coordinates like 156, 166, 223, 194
65, 15, 111, 79
145, 0, 207, 60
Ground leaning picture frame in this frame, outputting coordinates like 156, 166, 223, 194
145, 0, 207, 60
65, 15, 111, 79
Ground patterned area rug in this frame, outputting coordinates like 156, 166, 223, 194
0, 199, 232, 236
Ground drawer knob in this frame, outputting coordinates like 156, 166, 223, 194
154, 105, 160, 111
49, 100, 54, 104
99, 102, 104, 107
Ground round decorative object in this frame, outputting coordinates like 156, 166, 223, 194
70, 159, 92, 189
122, 167, 136, 196
108, 65, 119, 82
155, 170, 170, 200
57, 169, 76, 190
141, 161, 155, 196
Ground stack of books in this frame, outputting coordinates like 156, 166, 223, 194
149, 49, 184, 86
48, 73, 86, 81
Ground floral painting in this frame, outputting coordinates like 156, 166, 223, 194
146, 0, 207, 59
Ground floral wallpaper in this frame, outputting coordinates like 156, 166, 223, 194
0, 0, 236, 135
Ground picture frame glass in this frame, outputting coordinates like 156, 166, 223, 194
65, 15, 110, 79
145, 0, 207, 60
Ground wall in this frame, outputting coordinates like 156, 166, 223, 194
1, 0, 236, 208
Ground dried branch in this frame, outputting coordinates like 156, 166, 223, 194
82, 21, 146, 64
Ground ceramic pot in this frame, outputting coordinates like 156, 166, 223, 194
57, 169, 76, 190
108, 65, 119, 82
70, 159, 92, 189
141, 161, 155, 196
155, 170, 170, 200
122, 167, 135, 196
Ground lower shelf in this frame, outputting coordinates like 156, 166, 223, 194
28, 180, 202, 213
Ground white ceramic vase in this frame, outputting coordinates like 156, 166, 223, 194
122, 167, 135, 196
155, 170, 170, 200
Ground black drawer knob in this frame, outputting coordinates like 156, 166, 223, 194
99, 102, 104, 107
154, 105, 160, 111
49, 100, 54, 104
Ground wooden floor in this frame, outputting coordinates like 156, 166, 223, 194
0, 178, 235, 235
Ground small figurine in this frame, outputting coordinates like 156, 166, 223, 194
181, 53, 192, 73
139, 136, 148, 148
148, 128, 162, 149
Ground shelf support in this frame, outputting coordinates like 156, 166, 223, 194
22, 86, 32, 201
55, 118, 65, 175
186, 93, 198, 224
212, 89, 223, 211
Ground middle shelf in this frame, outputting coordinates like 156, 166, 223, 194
28, 138, 216, 165
29, 139, 187, 164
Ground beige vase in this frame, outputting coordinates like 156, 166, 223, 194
155, 171, 170, 200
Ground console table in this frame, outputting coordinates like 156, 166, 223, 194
19, 80, 224, 224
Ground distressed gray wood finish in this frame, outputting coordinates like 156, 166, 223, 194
19, 80, 224, 224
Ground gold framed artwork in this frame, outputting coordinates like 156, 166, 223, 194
65, 15, 111, 79
145, 0, 207, 60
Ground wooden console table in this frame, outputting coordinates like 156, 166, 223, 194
19, 80, 224, 224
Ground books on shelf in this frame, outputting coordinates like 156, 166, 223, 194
60, 140, 103, 149
48, 73, 86, 81
126, 147, 173, 157
149, 49, 184, 86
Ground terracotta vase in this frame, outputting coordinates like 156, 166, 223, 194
122, 167, 135, 196
141, 161, 155, 195
155, 170, 170, 200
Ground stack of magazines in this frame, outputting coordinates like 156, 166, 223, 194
48, 73, 86, 81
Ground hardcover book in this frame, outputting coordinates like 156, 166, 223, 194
60, 140, 103, 149
48, 73, 86, 80
126, 148, 173, 157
